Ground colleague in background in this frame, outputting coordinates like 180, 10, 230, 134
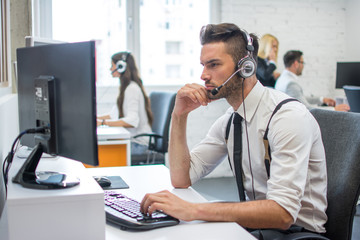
140, 23, 327, 239
256, 34, 280, 87
275, 50, 350, 111
97, 52, 153, 155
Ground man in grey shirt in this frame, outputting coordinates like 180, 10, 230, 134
275, 50, 349, 111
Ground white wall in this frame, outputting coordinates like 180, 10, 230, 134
0, 95, 19, 161
221, 0, 355, 99
345, 0, 360, 60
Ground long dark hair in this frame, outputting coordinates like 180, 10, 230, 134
111, 52, 153, 125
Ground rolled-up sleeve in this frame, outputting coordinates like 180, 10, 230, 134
266, 107, 315, 221
189, 114, 229, 184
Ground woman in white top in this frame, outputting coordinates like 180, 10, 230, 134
97, 52, 153, 155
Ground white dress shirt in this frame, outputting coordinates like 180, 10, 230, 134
189, 81, 328, 233
110, 81, 152, 145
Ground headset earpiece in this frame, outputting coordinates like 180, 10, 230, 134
237, 55, 256, 79
115, 52, 130, 74
237, 30, 256, 79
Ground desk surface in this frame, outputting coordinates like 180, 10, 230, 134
97, 126, 131, 141
86, 165, 255, 240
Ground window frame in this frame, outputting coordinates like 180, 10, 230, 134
0, 0, 11, 92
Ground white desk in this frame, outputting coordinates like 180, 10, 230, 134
86, 165, 256, 240
2, 159, 255, 240
97, 126, 131, 141
1, 156, 105, 240
97, 126, 131, 166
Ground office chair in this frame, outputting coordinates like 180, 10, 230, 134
131, 91, 176, 165
285, 109, 360, 240
344, 85, 360, 113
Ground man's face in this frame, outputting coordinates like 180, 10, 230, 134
295, 56, 305, 76
200, 42, 240, 99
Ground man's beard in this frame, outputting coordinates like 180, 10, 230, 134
206, 75, 243, 100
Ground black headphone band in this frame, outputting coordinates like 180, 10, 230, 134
240, 29, 254, 53
236, 29, 256, 78
121, 52, 130, 63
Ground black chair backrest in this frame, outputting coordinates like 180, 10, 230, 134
149, 91, 176, 153
344, 85, 360, 113
310, 109, 360, 240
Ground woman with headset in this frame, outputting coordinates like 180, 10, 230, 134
256, 34, 280, 88
97, 52, 153, 155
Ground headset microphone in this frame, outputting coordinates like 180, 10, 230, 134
211, 68, 243, 95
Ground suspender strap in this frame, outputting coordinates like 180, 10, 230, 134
263, 98, 299, 178
224, 98, 298, 199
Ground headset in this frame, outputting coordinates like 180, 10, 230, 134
114, 52, 130, 74
237, 30, 256, 79
211, 29, 257, 95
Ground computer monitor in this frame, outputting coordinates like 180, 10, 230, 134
14, 41, 98, 189
25, 36, 65, 47
335, 62, 360, 89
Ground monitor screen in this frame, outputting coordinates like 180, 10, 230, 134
335, 62, 360, 89
15, 41, 98, 189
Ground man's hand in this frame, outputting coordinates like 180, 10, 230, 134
140, 190, 196, 221
323, 97, 336, 107
173, 83, 211, 117
335, 103, 350, 112
273, 71, 280, 80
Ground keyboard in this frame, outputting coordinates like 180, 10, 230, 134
104, 190, 179, 230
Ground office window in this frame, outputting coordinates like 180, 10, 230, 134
34, 0, 210, 86
166, 65, 181, 79
51, 0, 127, 86
139, 0, 209, 85
166, 41, 181, 55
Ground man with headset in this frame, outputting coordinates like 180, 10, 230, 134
140, 23, 327, 238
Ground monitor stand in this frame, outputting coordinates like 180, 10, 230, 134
12, 143, 80, 189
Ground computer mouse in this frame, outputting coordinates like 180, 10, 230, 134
94, 176, 112, 188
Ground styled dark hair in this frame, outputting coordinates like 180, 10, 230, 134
283, 50, 303, 68
199, 23, 259, 68
111, 52, 153, 125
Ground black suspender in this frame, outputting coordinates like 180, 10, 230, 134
225, 98, 298, 179
263, 98, 298, 177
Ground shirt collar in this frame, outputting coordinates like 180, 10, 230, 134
235, 81, 265, 123
284, 69, 299, 80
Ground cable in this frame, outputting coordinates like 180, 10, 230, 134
241, 79, 256, 200
2, 127, 46, 193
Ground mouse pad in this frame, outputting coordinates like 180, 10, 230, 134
102, 176, 129, 190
